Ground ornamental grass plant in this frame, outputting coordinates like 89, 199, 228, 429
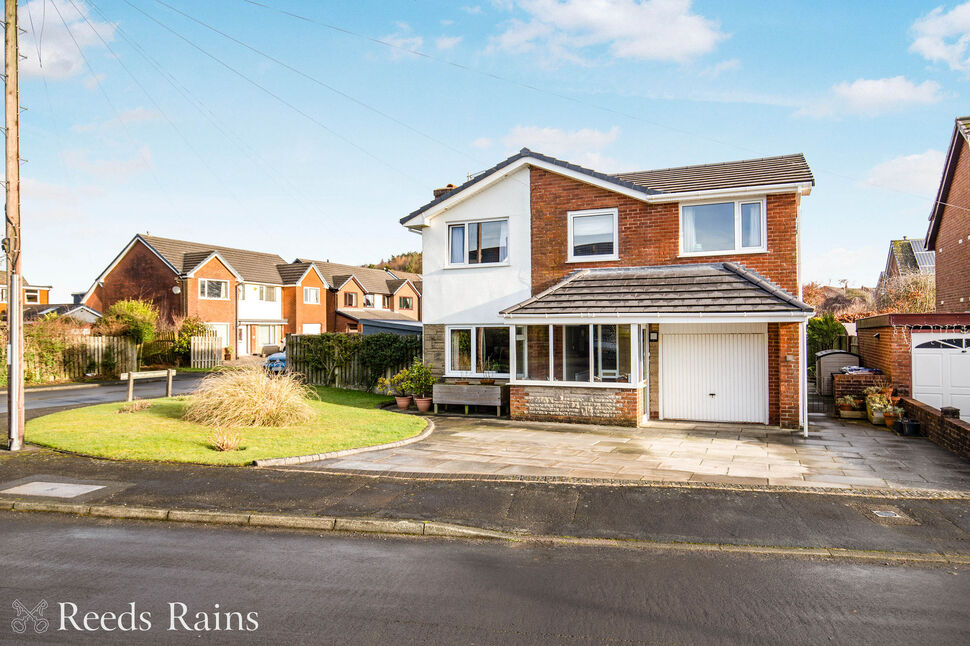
184, 367, 316, 428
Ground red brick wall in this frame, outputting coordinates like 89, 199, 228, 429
832, 373, 885, 400
337, 280, 365, 309
84, 239, 183, 322
286, 271, 328, 335
857, 325, 912, 395
510, 384, 640, 426
391, 283, 420, 321
768, 322, 801, 428
529, 168, 800, 294
185, 256, 236, 324
934, 136, 970, 312
335, 313, 360, 333
901, 397, 970, 460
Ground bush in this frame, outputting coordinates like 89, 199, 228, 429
402, 359, 436, 398
807, 313, 845, 359
96, 300, 159, 345
377, 367, 408, 396
360, 333, 421, 388
210, 428, 242, 452
184, 367, 316, 427
877, 272, 935, 313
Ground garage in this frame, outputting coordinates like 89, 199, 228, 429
660, 323, 769, 424
912, 332, 970, 422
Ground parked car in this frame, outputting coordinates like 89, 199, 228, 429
264, 351, 286, 374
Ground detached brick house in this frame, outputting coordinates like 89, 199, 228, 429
82, 235, 424, 356
402, 149, 815, 429
0, 272, 52, 317
927, 116, 970, 312
875, 237, 934, 297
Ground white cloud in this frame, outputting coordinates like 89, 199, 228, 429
62, 146, 153, 180
435, 35, 463, 50
803, 244, 884, 288
864, 149, 946, 195
501, 125, 621, 170
462, 5, 484, 14
490, 0, 726, 64
72, 106, 161, 133
699, 58, 740, 78
21, 177, 102, 223
18, 0, 116, 80
910, 2, 970, 73
796, 76, 942, 118
471, 137, 493, 149
382, 25, 424, 59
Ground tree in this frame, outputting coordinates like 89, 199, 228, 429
94, 300, 159, 367
876, 272, 935, 313
807, 313, 846, 359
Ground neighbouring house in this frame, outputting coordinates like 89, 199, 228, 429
81, 235, 332, 357
875, 237, 935, 296
0, 271, 52, 317
402, 148, 815, 429
23, 303, 102, 326
295, 259, 422, 333
926, 116, 970, 313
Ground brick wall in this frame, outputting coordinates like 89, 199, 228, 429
529, 168, 800, 294
84, 239, 183, 322
648, 323, 659, 419
832, 373, 884, 400
934, 136, 970, 312
337, 279, 366, 309
185, 256, 236, 325
510, 384, 640, 426
289, 271, 328, 335
901, 397, 970, 461
391, 283, 421, 321
768, 322, 801, 428
857, 325, 912, 395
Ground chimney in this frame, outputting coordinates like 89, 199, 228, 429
433, 183, 456, 199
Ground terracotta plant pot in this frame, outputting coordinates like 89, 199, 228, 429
454, 380, 469, 385
414, 396, 432, 413
883, 414, 898, 428
394, 395, 412, 410
479, 379, 496, 385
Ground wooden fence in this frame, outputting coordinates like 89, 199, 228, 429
286, 334, 419, 390
2, 335, 137, 384
190, 335, 223, 369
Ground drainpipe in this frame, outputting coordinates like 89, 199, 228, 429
800, 319, 808, 438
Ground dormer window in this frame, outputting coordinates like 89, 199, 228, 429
363, 294, 375, 308
680, 199, 766, 256
567, 208, 618, 262
448, 219, 508, 265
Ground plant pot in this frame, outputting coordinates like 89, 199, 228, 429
394, 395, 412, 410
895, 419, 921, 437
413, 396, 432, 413
479, 379, 496, 385
453, 380, 469, 385
880, 387, 894, 398
866, 402, 884, 425
883, 413, 898, 428
839, 409, 865, 419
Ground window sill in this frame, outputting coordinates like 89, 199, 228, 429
510, 379, 639, 389
444, 373, 512, 379
199, 297, 231, 301
443, 262, 511, 270
565, 256, 619, 264
678, 248, 767, 259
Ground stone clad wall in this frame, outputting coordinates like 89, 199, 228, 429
422, 324, 446, 378
510, 385, 640, 426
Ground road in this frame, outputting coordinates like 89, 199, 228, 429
1, 512, 967, 645
0, 375, 206, 414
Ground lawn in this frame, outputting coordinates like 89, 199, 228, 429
25, 387, 426, 466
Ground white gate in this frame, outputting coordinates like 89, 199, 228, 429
660, 324, 768, 424
190, 335, 222, 369
912, 333, 970, 422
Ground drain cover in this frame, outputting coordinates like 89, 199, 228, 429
872, 509, 901, 518
847, 503, 919, 525
0, 481, 105, 498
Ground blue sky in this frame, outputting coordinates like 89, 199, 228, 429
16, 0, 970, 300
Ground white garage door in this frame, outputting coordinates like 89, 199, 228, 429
912, 333, 970, 422
661, 324, 768, 424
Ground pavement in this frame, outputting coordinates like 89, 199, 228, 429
290, 411, 970, 492
3, 447, 970, 556
2, 512, 968, 645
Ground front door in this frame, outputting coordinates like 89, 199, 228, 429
237, 325, 248, 356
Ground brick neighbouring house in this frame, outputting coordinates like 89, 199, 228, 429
874, 237, 934, 298
401, 149, 815, 430
926, 116, 970, 313
81, 235, 333, 357
0, 271, 52, 318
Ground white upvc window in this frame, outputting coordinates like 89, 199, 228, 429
445, 325, 511, 376
567, 208, 619, 262
258, 285, 278, 302
303, 286, 320, 304
511, 323, 637, 387
24, 289, 40, 304
0, 287, 6, 303
448, 218, 509, 266
199, 278, 229, 300
680, 198, 767, 256
363, 293, 375, 308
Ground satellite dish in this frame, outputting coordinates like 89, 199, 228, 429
172, 286, 181, 294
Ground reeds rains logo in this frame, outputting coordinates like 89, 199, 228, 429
11, 600, 50, 634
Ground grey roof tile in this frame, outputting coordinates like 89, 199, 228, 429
141, 235, 288, 284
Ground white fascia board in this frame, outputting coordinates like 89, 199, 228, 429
503, 311, 813, 324
296, 264, 332, 290
185, 251, 244, 281
336, 275, 368, 292
79, 235, 179, 305
645, 182, 814, 203
391, 279, 417, 295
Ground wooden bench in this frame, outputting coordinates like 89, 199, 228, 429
432, 383, 509, 417
119, 369, 176, 401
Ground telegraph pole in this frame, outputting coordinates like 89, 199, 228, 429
5, 0, 23, 451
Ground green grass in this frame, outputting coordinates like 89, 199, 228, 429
25, 387, 425, 466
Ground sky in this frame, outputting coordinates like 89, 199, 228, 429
12, 0, 970, 301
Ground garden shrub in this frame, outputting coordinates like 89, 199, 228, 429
301, 333, 363, 386
360, 333, 421, 388
807, 313, 846, 360
184, 366, 316, 427
95, 299, 159, 345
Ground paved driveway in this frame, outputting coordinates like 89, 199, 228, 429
294, 412, 970, 492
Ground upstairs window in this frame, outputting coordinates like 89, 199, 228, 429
568, 208, 618, 262
258, 286, 278, 302
24, 289, 40, 304
681, 199, 765, 255
399, 296, 414, 310
304, 287, 320, 304
343, 292, 357, 307
382, 295, 390, 309
448, 219, 508, 265
363, 294, 375, 308
199, 279, 229, 300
